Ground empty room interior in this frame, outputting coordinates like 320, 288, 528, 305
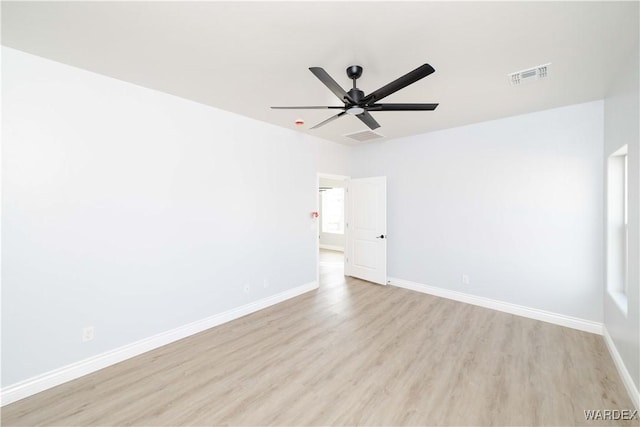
2, 1, 639, 426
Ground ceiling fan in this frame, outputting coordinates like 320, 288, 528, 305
271, 64, 438, 130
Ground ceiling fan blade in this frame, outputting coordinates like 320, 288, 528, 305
363, 64, 436, 104
271, 106, 346, 109
310, 111, 347, 129
367, 103, 439, 111
309, 67, 354, 104
356, 110, 381, 130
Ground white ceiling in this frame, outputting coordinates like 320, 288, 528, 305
2, 1, 638, 145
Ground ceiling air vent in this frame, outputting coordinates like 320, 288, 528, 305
509, 63, 550, 86
344, 130, 384, 142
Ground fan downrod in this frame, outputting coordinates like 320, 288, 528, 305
346, 65, 364, 102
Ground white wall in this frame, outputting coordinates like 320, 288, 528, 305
351, 101, 604, 322
604, 48, 640, 393
319, 177, 346, 250
1, 47, 350, 387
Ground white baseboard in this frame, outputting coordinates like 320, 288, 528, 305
602, 326, 640, 410
0, 281, 318, 407
319, 244, 344, 252
388, 277, 602, 335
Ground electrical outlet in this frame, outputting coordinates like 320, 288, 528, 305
263, 279, 269, 289
82, 326, 95, 343
462, 274, 470, 285
244, 284, 250, 293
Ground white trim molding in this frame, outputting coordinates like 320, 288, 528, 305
1, 281, 318, 407
388, 277, 603, 335
602, 326, 640, 410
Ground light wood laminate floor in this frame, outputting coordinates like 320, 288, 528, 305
3, 250, 635, 426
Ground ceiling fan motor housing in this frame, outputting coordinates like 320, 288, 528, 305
347, 88, 365, 104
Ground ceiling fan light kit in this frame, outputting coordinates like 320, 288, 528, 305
272, 64, 439, 131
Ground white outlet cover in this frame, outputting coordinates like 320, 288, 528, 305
82, 326, 95, 342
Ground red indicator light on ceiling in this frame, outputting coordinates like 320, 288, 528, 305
295, 119, 304, 126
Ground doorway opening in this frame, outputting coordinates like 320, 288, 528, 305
317, 173, 349, 285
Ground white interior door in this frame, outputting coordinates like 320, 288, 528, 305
345, 176, 387, 285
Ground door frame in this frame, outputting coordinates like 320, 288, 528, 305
316, 173, 350, 285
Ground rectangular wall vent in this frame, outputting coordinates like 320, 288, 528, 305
344, 129, 384, 142
509, 63, 550, 86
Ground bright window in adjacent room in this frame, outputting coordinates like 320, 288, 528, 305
606, 145, 628, 315
321, 188, 345, 234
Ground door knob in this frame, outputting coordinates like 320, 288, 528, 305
376, 234, 386, 239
